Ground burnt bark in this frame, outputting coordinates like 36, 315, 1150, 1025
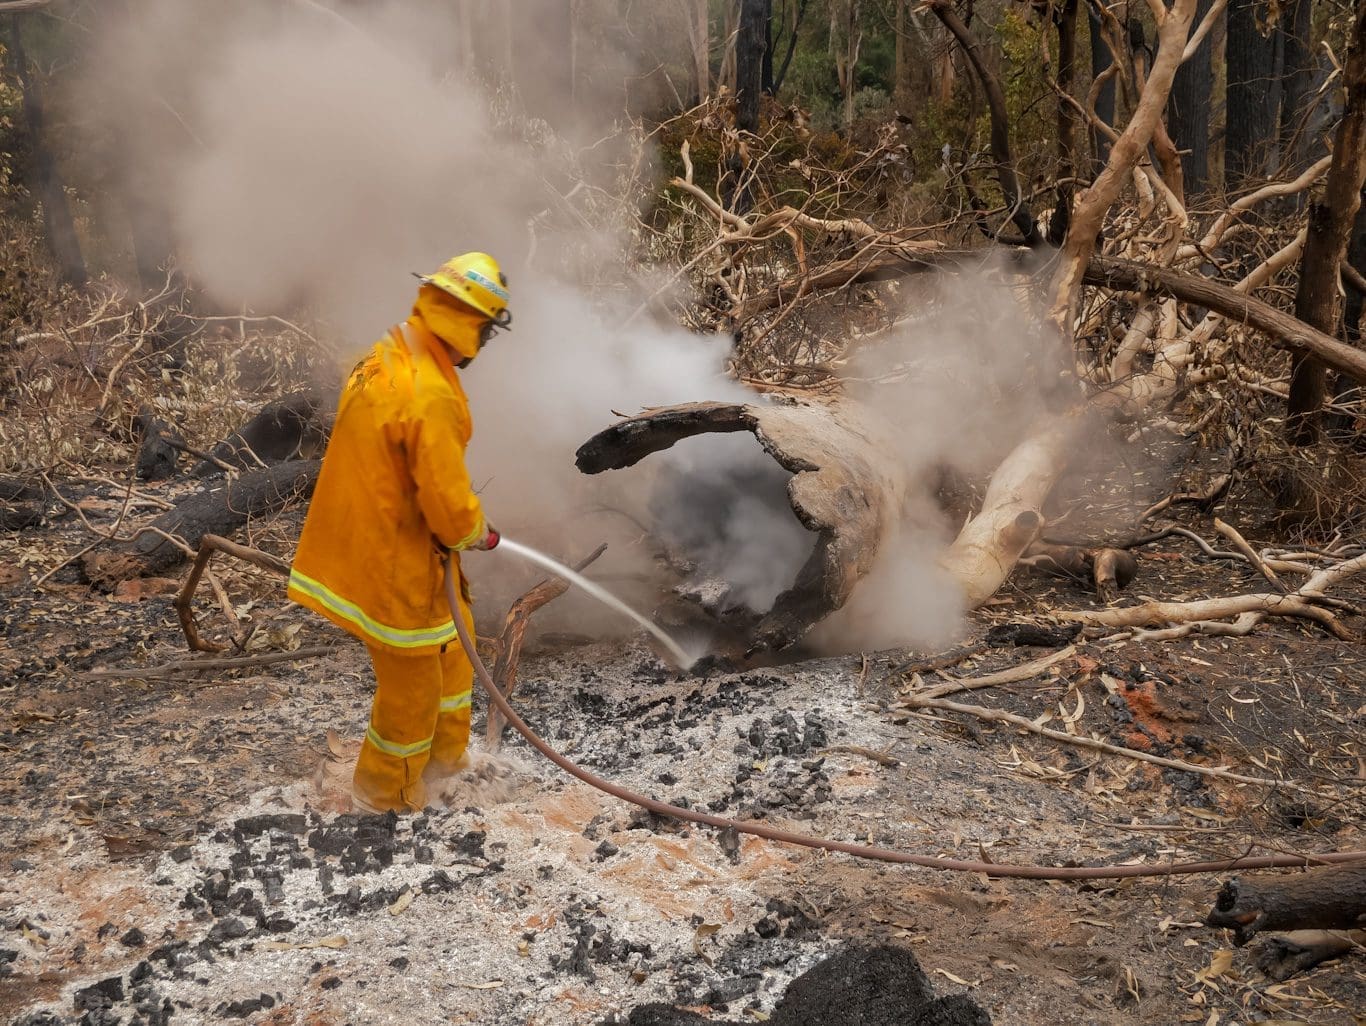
1051, 0, 1079, 244
1205, 860, 1366, 944
1253, 929, 1366, 980
1226, 0, 1278, 189
0, 474, 45, 531
192, 391, 331, 477
133, 407, 183, 482
5, 22, 87, 286
82, 459, 321, 588
1286, 0, 1366, 445
1169, 0, 1213, 195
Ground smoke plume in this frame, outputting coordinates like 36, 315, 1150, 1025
77, 2, 1062, 657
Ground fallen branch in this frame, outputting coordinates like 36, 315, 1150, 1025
1213, 518, 1287, 593
1252, 929, 1366, 980
82, 459, 320, 588
485, 543, 608, 751
1062, 593, 1350, 639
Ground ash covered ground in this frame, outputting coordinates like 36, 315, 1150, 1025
2, 477, 1365, 1025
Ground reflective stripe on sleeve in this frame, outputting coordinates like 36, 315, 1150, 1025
288, 568, 456, 649
449, 515, 487, 552
364, 725, 433, 759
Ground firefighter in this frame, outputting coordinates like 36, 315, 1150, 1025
288, 252, 510, 813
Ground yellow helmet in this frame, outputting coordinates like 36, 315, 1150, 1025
417, 252, 512, 328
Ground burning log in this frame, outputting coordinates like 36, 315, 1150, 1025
576, 399, 907, 653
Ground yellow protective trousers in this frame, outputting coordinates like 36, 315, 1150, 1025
353, 599, 475, 812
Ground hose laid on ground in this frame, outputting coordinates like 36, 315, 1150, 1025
444, 561, 1365, 880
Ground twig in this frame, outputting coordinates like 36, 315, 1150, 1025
905, 646, 1076, 702
486, 543, 609, 751
82, 646, 334, 679
820, 744, 901, 768
904, 695, 1321, 792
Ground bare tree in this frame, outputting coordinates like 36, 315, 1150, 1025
679, 0, 710, 104
1226, 0, 1278, 188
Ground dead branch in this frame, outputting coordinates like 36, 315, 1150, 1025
906, 645, 1076, 701
1138, 473, 1231, 520
1062, 593, 1350, 639
176, 534, 291, 653
485, 543, 608, 751
1213, 518, 1287, 593
82, 646, 335, 680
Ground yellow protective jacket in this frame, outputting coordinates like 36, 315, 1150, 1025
288, 297, 488, 655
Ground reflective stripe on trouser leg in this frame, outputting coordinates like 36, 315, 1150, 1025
429, 595, 475, 773
354, 642, 442, 812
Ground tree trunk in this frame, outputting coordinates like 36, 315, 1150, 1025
1051, 0, 1079, 243
681, 0, 710, 104
1169, 0, 1214, 195
893, 0, 914, 113
760, 0, 775, 93
831, 0, 862, 130
1286, 0, 1366, 446
772, 0, 808, 94
736, 0, 768, 134
5, 22, 87, 286
1226, 0, 1278, 189
1278, 0, 1315, 175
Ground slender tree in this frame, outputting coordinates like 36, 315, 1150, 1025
1226, 0, 1278, 188
1169, 0, 1213, 195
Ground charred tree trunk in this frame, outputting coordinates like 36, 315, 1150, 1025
1278, 0, 1315, 174
1205, 859, 1366, 945
5, 23, 87, 286
771, 0, 808, 94
1051, 0, 1079, 244
82, 460, 321, 588
736, 0, 769, 134
1286, 0, 1366, 446
1169, 0, 1214, 195
1226, 0, 1278, 189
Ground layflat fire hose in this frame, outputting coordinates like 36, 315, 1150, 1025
443, 557, 1365, 880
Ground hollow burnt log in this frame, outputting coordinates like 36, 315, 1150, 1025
1205, 859, 1366, 945
133, 406, 183, 481
576, 399, 907, 653
82, 459, 320, 589
1021, 541, 1137, 602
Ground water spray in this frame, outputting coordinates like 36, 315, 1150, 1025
495, 536, 695, 669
